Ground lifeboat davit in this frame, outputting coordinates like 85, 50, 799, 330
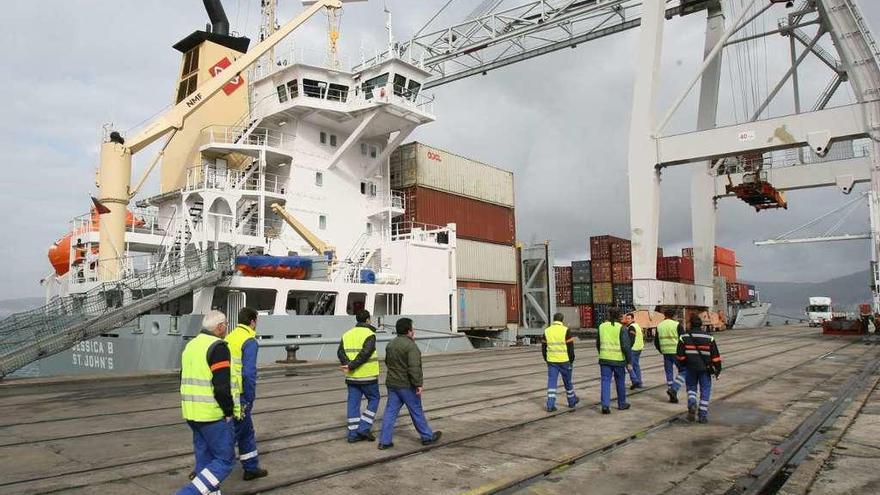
235, 255, 313, 279
47, 208, 146, 276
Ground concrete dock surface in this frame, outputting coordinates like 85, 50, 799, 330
2, 326, 879, 494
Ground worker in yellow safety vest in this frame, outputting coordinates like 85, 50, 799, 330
597, 308, 633, 414
622, 312, 644, 390
225, 307, 268, 481
176, 310, 236, 495
541, 312, 579, 412
654, 308, 686, 403
338, 309, 381, 442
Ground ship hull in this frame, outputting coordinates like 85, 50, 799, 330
732, 302, 771, 329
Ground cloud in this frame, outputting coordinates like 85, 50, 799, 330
0, 0, 878, 299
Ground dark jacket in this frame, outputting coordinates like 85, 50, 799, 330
541, 328, 576, 363
337, 323, 378, 385
204, 332, 234, 418
675, 327, 722, 375
384, 334, 423, 388
596, 322, 632, 367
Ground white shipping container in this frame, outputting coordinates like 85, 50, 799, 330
458, 288, 507, 329
456, 239, 518, 284
391, 142, 515, 207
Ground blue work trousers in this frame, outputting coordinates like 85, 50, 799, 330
346, 382, 381, 440
628, 350, 643, 386
600, 364, 627, 409
235, 406, 260, 471
663, 355, 686, 392
685, 370, 713, 419
379, 386, 433, 445
176, 419, 234, 495
546, 363, 577, 409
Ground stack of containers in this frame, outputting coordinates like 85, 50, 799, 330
571, 261, 592, 305
555, 266, 573, 306
391, 142, 520, 323
590, 236, 623, 324
658, 256, 695, 283
681, 246, 737, 282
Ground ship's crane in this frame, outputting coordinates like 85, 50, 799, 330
270, 203, 336, 259
95, 0, 358, 281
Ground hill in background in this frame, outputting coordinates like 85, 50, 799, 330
751, 269, 872, 318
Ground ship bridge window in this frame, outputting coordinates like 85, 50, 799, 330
360, 181, 377, 197
315, 171, 323, 186
361, 73, 388, 99
374, 293, 403, 317
393, 74, 407, 96
330, 134, 337, 147
319, 215, 327, 230
347, 292, 367, 315
303, 78, 327, 98
328, 83, 349, 102
276, 84, 289, 103
287, 80, 299, 98
320, 131, 327, 144
407, 80, 422, 101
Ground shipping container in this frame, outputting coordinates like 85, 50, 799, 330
457, 288, 506, 329
556, 286, 573, 306
612, 262, 632, 283
657, 257, 668, 279
554, 266, 572, 287
572, 283, 593, 305
556, 305, 582, 329
610, 238, 632, 263
592, 282, 613, 304
390, 142, 515, 207
613, 283, 634, 306
661, 256, 695, 283
591, 258, 612, 282
737, 283, 750, 303
579, 305, 594, 329
571, 260, 592, 284
593, 304, 612, 325
458, 280, 520, 323
746, 284, 757, 302
726, 282, 739, 302
713, 264, 737, 283
396, 186, 515, 245
457, 239, 517, 283
715, 246, 736, 267
589, 235, 627, 260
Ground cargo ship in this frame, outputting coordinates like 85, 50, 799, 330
4, 1, 479, 378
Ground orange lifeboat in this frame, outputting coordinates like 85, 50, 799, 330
47, 208, 146, 276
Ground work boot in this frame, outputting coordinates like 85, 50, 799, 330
358, 431, 376, 442
422, 431, 442, 446
630, 383, 638, 390
347, 435, 365, 443
546, 405, 558, 412
601, 407, 611, 415
567, 397, 580, 408
242, 468, 268, 481
687, 405, 696, 422
698, 416, 708, 424
667, 389, 679, 403
377, 442, 394, 450
618, 403, 631, 411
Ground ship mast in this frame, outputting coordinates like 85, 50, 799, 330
258, 0, 279, 73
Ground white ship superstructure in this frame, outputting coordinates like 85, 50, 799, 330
27, 5, 471, 376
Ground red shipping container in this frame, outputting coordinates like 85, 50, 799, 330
714, 246, 736, 267
612, 262, 632, 283
610, 239, 632, 263
590, 235, 628, 260
737, 283, 750, 303
681, 257, 694, 282
714, 263, 737, 283
579, 305, 594, 329
591, 259, 612, 282
662, 256, 694, 282
397, 186, 515, 245
458, 280, 520, 323
726, 282, 738, 301
556, 286, 573, 306
657, 257, 668, 279
555, 266, 572, 288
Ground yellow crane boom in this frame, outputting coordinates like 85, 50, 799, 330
270, 203, 336, 259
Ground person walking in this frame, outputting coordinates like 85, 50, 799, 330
377, 318, 442, 449
542, 312, 579, 412
623, 312, 644, 389
677, 314, 723, 423
597, 308, 632, 414
655, 309, 686, 403
176, 310, 237, 495
338, 309, 381, 442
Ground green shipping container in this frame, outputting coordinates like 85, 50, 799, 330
572, 284, 592, 305
592, 282, 613, 304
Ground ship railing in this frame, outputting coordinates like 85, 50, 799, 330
367, 190, 406, 211
0, 247, 235, 377
185, 165, 288, 195
250, 45, 353, 81
716, 139, 871, 175
201, 126, 290, 150
69, 206, 168, 238
350, 83, 435, 116
388, 221, 449, 243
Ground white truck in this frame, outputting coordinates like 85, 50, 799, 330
806, 297, 833, 327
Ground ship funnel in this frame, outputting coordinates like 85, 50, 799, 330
202, 0, 230, 35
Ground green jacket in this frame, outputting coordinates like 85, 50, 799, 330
384, 335, 423, 388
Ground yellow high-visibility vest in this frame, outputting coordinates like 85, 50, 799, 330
180, 333, 239, 421
342, 326, 380, 380
544, 321, 570, 363
225, 324, 255, 417
657, 319, 680, 355
631, 323, 644, 351
598, 322, 624, 362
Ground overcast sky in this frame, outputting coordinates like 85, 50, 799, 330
0, 0, 878, 300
